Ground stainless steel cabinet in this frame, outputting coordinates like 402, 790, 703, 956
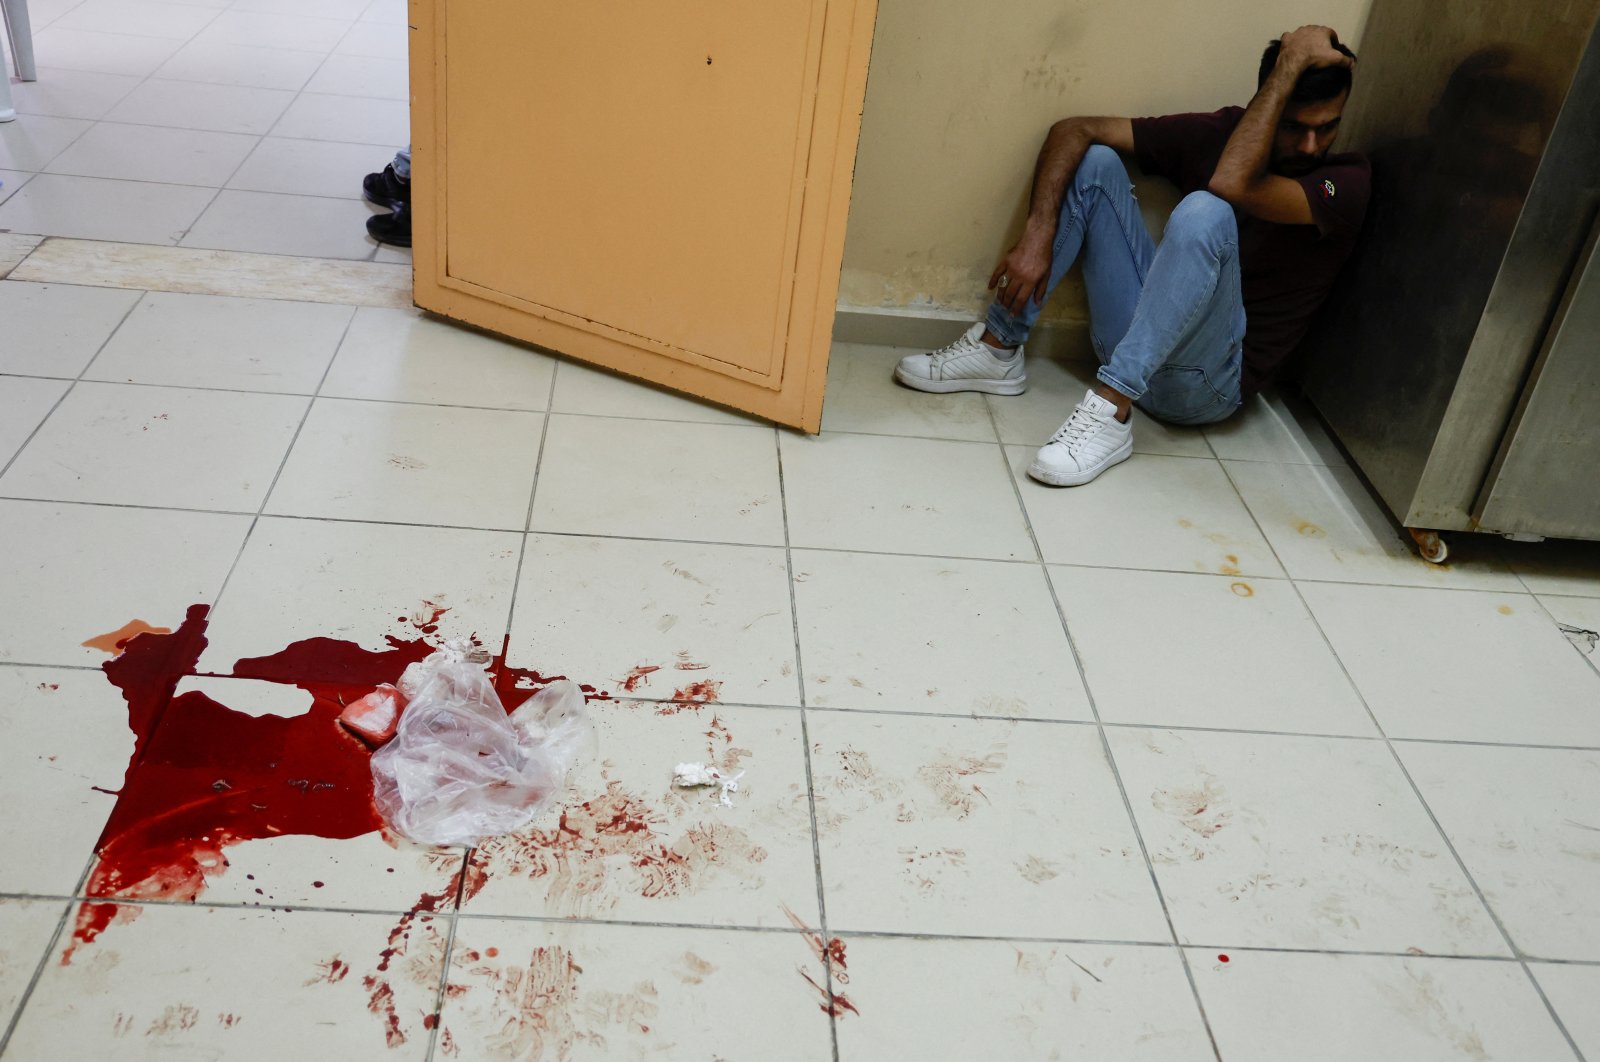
1301, 0, 1600, 546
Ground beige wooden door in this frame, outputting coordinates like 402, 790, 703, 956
407, 0, 878, 432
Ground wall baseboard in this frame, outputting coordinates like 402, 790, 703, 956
831, 304, 1095, 363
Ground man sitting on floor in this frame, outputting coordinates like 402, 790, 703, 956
894, 25, 1368, 487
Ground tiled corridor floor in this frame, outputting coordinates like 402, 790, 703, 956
4, 3, 1600, 1059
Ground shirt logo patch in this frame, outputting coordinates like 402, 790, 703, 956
1320, 179, 1337, 200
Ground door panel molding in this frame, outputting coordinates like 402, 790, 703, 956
408, 0, 878, 430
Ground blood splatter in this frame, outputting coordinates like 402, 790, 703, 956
670, 679, 722, 704
782, 905, 849, 984
363, 977, 403, 1047
620, 665, 660, 693
798, 967, 859, 1018
67, 902, 130, 956
397, 600, 450, 635
145, 1003, 199, 1036
66, 605, 605, 963
1218, 953, 1230, 963
306, 956, 351, 985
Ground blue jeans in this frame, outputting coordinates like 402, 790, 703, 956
393, 146, 411, 180
985, 146, 1245, 425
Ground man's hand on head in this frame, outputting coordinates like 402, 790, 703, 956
1277, 25, 1354, 74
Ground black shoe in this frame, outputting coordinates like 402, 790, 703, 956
366, 202, 412, 247
361, 163, 410, 209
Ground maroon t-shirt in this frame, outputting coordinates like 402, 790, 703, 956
1132, 106, 1369, 391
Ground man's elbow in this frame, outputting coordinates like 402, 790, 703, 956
1207, 175, 1246, 203
1049, 117, 1087, 144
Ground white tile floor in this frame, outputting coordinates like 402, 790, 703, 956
0, 0, 401, 257
5, 4, 1600, 1060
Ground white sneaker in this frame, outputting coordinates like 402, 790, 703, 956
894, 323, 1028, 396
1027, 390, 1134, 487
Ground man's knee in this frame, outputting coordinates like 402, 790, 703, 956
1077, 144, 1129, 187
1163, 191, 1236, 248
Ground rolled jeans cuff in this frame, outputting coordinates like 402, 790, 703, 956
1095, 365, 1144, 401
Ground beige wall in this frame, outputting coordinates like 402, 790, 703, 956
838, 0, 1374, 332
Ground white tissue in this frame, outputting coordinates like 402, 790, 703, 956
672, 762, 745, 807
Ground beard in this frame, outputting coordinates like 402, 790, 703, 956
1272, 153, 1325, 177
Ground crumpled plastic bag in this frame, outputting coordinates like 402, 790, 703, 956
370, 640, 591, 847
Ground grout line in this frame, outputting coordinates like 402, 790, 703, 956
418, 845, 473, 1062
774, 424, 840, 1062
0, 494, 765, 542
0, 289, 148, 482
201, 304, 358, 625
0, 469, 1552, 597
168, 10, 357, 245
491, 358, 562, 672
980, 391, 1225, 1061
403, 0, 464, 1042
0, 847, 102, 1054
3, 374, 553, 412
36, 22, 216, 44
1525, 592, 1600, 681
19, 0, 91, 33
419, 905, 459, 1062
6, 650, 1600, 756
7, 161, 378, 195
0, 221, 399, 271
7, 649, 1600, 756
14, 121, 412, 154
0, 171, 37, 203
10, 883, 1600, 967
22, 2, 237, 199
1214, 458, 1590, 1062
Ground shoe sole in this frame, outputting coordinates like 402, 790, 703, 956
893, 367, 1028, 396
1026, 437, 1134, 487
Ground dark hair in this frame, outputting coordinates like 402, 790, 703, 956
1258, 38, 1357, 101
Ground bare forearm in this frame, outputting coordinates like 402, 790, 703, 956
1210, 62, 1301, 195
1022, 120, 1094, 243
